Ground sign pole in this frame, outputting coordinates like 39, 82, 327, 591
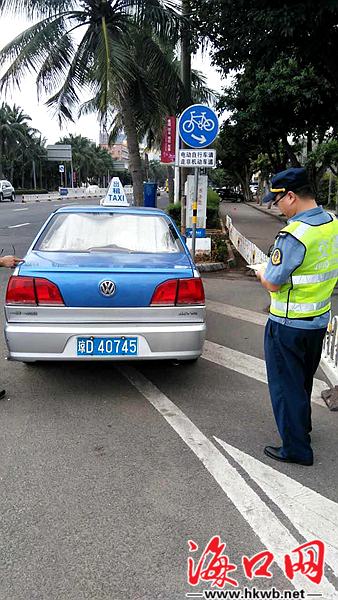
174, 118, 180, 204
191, 167, 198, 259
71, 158, 74, 188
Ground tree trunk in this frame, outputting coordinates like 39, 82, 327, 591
281, 136, 301, 168
120, 94, 144, 206
257, 177, 264, 205
144, 152, 149, 182
166, 165, 174, 204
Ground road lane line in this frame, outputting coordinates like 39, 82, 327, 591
12, 208, 29, 211
202, 340, 327, 407
207, 300, 267, 326
215, 438, 338, 578
117, 363, 337, 598
206, 300, 334, 388
8, 222, 30, 228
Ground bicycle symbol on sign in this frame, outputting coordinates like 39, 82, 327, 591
182, 111, 215, 134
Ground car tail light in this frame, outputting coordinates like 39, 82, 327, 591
150, 279, 178, 305
6, 277, 64, 306
34, 278, 65, 305
6, 277, 37, 305
150, 277, 205, 306
177, 278, 205, 305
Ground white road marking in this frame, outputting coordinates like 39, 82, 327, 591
215, 437, 338, 579
206, 300, 334, 389
8, 222, 30, 228
12, 208, 28, 211
207, 300, 267, 326
117, 363, 337, 598
202, 340, 328, 407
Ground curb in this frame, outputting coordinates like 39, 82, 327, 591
198, 262, 227, 272
245, 202, 287, 225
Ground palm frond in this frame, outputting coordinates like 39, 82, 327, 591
0, 0, 77, 20
0, 15, 70, 92
44, 28, 96, 125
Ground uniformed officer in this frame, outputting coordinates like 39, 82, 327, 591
256, 167, 338, 466
0, 254, 24, 399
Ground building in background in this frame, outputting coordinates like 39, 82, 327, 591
99, 131, 129, 171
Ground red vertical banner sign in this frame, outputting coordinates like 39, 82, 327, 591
161, 116, 176, 164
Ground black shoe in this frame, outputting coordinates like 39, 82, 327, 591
264, 446, 313, 466
0, 390, 6, 399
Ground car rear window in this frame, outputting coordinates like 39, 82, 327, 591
35, 212, 184, 254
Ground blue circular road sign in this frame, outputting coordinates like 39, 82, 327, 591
178, 104, 219, 148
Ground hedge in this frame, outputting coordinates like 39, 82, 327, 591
166, 189, 220, 229
16, 189, 49, 195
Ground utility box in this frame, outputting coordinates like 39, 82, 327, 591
143, 182, 157, 207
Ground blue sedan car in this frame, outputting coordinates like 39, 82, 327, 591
4, 206, 206, 362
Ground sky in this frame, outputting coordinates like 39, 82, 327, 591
0, 15, 226, 146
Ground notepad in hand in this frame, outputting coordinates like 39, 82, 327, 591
247, 262, 268, 271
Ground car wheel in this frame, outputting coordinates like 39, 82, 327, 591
11, 193, 15, 202
0, 193, 3, 202
236, 198, 242, 203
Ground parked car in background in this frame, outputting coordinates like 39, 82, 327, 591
214, 187, 244, 203
0, 179, 15, 201
4, 205, 206, 363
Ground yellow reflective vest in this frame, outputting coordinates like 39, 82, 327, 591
270, 217, 338, 319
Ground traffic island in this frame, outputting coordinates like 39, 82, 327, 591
193, 231, 243, 272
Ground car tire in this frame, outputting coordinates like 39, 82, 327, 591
236, 198, 242, 203
11, 193, 15, 202
0, 193, 3, 202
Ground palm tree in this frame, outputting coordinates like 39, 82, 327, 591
0, 103, 30, 177
0, 0, 185, 204
59, 134, 115, 186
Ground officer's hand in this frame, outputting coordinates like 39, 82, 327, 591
0, 255, 24, 268
255, 265, 266, 280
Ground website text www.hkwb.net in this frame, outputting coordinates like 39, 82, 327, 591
186, 587, 322, 599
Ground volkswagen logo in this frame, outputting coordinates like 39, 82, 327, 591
99, 280, 116, 297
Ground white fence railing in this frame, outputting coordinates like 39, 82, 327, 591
226, 214, 337, 387
21, 187, 135, 203
21, 188, 108, 203
226, 215, 268, 265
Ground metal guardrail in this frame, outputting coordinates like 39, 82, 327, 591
226, 214, 338, 387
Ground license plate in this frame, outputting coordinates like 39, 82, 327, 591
77, 337, 138, 356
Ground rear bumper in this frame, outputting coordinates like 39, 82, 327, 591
4, 322, 206, 362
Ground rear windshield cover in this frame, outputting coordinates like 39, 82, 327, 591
35, 212, 184, 254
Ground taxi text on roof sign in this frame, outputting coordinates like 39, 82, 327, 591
101, 177, 130, 206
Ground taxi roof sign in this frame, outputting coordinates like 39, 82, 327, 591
100, 177, 130, 206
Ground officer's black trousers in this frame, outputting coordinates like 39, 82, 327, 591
264, 319, 326, 462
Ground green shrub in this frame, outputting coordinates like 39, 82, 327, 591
165, 202, 181, 228
16, 189, 49, 195
165, 194, 220, 230
206, 205, 220, 228
212, 237, 228, 262
207, 188, 219, 204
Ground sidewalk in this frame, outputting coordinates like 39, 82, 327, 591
245, 201, 287, 225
